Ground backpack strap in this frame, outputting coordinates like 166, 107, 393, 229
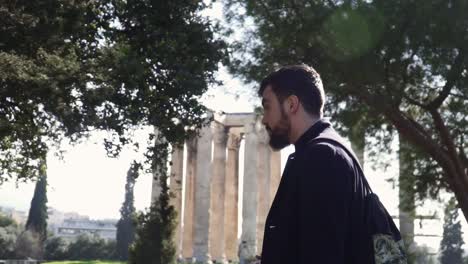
308, 134, 373, 194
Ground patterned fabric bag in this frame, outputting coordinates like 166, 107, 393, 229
310, 134, 408, 264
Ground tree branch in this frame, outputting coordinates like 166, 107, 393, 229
353, 85, 455, 178
349, 83, 468, 219
427, 49, 466, 110
430, 110, 457, 157
460, 146, 468, 172
403, 94, 426, 108
429, 109, 468, 189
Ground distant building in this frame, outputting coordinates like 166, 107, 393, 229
47, 207, 117, 241
0, 206, 27, 225
54, 217, 117, 241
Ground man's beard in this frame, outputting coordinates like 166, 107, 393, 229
266, 111, 290, 151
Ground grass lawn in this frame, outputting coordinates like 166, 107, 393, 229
44, 261, 125, 264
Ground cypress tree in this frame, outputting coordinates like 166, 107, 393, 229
129, 140, 177, 264
25, 158, 48, 242
116, 161, 138, 260
129, 174, 177, 264
439, 197, 464, 264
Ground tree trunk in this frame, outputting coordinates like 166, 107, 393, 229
353, 88, 468, 223
381, 105, 468, 223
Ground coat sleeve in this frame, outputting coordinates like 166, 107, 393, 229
296, 143, 352, 264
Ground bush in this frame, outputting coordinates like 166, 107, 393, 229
129, 175, 177, 264
15, 230, 43, 259
0, 214, 17, 228
67, 234, 116, 260
0, 213, 20, 258
45, 236, 69, 260
0, 225, 20, 258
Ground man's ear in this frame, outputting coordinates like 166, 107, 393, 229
285, 95, 300, 114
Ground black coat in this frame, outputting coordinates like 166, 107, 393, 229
260, 120, 374, 264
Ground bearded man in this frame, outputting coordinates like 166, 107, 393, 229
259, 65, 374, 264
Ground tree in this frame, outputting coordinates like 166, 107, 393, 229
129, 144, 177, 264
224, 0, 468, 220
25, 158, 48, 242
0, 0, 108, 182
44, 236, 69, 261
0, 213, 16, 228
0, 213, 20, 259
67, 233, 116, 260
15, 230, 42, 259
439, 197, 464, 264
116, 161, 138, 260
0, 0, 226, 183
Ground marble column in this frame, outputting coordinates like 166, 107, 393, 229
170, 146, 184, 259
269, 150, 282, 208
151, 172, 162, 204
239, 121, 258, 263
151, 128, 163, 203
193, 124, 213, 263
399, 134, 416, 249
182, 137, 197, 259
224, 130, 241, 261
256, 124, 270, 255
209, 122, 228, 262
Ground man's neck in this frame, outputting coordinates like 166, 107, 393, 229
289, 115, 320, 144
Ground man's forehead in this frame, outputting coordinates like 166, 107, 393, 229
261, 91, 273, 105
261, 85, 274, 98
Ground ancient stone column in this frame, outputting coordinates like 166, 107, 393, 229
209, 122, 228, 262
269, 150, 281, 208
256, 123, 270, 255
399, 134, 415, 249
239, 121, 258, 263
224, 130, 241, 261
170, 146, 184, 259
151, 172, 162, 204
151, 128, 164, 203
182, 137, 197, 259
193, 124, 213, 263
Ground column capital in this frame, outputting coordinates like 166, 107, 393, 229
227, 132, 241, 150
212, 122, 227, 144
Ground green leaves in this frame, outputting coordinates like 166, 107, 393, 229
225, 0, 468, 214
0, 0, 226, 182
320, 5, 385, 61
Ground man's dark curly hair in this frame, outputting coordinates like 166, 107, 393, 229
259, 64, 325, 116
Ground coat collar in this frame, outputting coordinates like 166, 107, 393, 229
293, 118, 332, 153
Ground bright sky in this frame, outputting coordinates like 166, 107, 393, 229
0, 0, 467, 254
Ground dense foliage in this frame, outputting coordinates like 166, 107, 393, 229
224, 0, 468, 220
0, 0, 226, 182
